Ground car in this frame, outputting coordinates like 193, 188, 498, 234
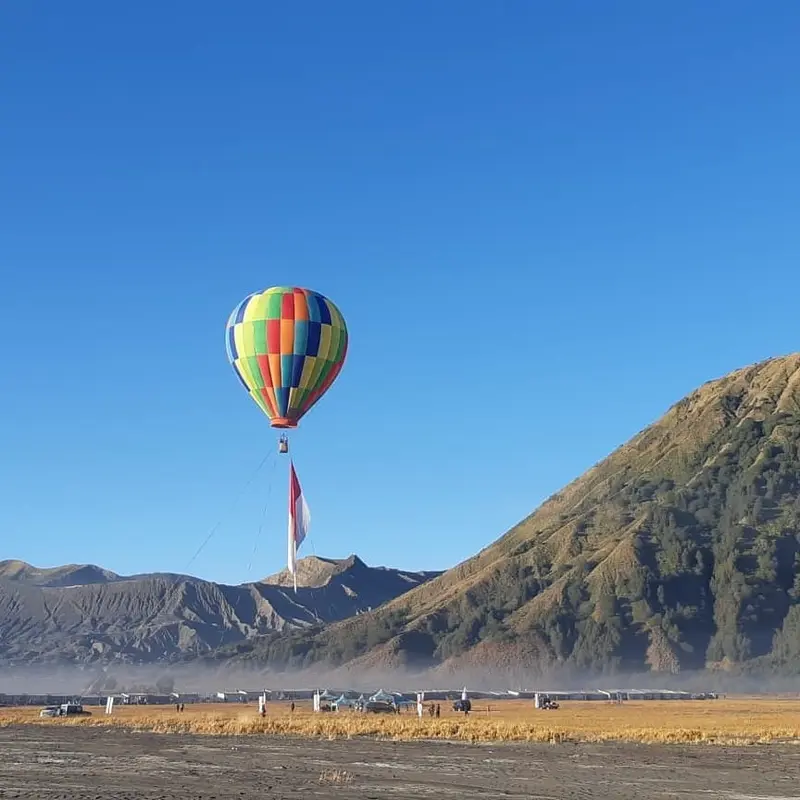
59, 703, 91, 717
39, 706, 60, 718
452, 699, 472, 713
363, 700, 396, 714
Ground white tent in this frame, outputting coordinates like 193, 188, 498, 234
333, 694, 358, 710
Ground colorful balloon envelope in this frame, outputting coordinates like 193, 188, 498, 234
225, 286, 348, 428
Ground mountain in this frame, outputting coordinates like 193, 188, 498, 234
0, 560, 121, 587
0, 555, 440, 665
220, 354, 800, 676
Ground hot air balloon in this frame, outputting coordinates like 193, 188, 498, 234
225, 286, 348, 453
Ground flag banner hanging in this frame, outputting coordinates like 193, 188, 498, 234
287, 460, 311, 592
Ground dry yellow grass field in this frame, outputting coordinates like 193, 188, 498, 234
3, 698, 800, 745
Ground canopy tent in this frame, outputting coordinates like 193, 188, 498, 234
369, 689, 396, 704
333, 694, 359, 710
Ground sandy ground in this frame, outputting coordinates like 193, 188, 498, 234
2, 726, 800, 799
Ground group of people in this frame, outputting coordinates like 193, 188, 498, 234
417, 702, 441, 718
260, 700, 295, 718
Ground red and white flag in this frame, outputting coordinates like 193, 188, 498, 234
287, 460, 311, 592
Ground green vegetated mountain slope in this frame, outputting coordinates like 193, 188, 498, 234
222, 354, 800, 675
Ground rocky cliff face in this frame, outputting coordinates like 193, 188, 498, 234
0, 556, 440, 665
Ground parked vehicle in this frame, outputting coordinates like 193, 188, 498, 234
39, 706, 60, 718
59, 703, 91, 717
363, 700, 396, 714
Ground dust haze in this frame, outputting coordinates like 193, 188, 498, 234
4, 661, 800, 696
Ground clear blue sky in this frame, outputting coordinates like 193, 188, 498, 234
2, 1, 799, 585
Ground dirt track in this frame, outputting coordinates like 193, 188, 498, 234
1, 725, 800, 799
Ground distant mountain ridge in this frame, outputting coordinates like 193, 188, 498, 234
0, 560, 123, 587
0, 556, 441, 666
